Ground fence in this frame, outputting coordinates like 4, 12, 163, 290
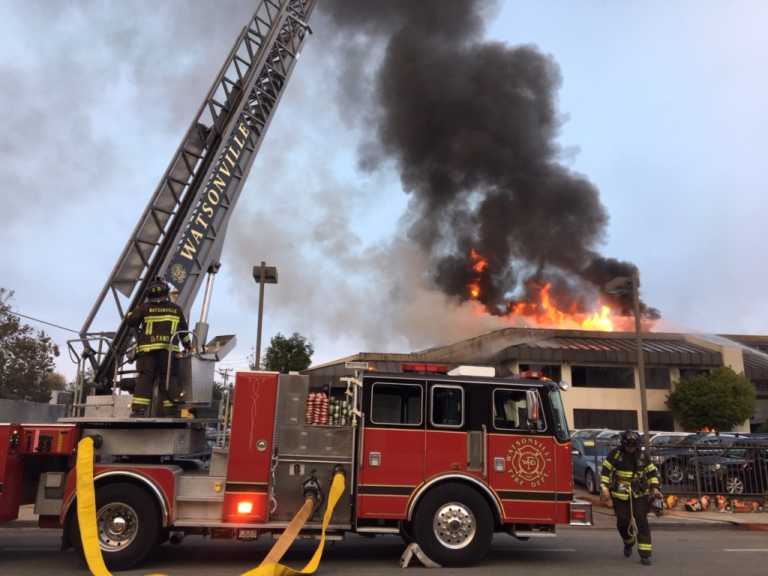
584, 437, 768, 498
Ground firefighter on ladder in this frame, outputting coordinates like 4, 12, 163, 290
600, 430, 661, 566
126, 277, 192, 417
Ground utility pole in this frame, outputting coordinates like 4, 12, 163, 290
606, 270, 650, 450
631, 268, 650, 451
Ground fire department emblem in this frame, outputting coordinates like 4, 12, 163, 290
170, 263, 187, 285
505, 438, 552, 488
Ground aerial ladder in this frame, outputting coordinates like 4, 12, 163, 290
72, 0, 318, 399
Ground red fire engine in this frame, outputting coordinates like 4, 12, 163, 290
0, 365, 591, 570
0, 0, 591, 570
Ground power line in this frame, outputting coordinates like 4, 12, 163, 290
6, 309, 79, 335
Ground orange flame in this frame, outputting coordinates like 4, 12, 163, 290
467, 249, 489, 300
466, 251, 624, 332
508, 284, 616, 331
470, 248, 488, 273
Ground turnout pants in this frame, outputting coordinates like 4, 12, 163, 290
132, 350, 181, 416
613, 495, 652, 558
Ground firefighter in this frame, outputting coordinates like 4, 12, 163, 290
600, 430, 661, 566
126, 277, 192, 417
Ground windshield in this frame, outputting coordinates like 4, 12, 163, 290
548, 388, 570, 442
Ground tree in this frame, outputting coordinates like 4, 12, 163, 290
253, 332, 314, 373
0, 288, 60, 402
666, 367, 756, 432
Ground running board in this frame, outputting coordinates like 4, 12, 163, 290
509, 524, 557, 538
356, 527, 400, 534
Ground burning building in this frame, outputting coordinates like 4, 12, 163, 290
308, 327, 768, 433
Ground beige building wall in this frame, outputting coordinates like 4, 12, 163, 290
559, 363, 673, 430
557, 345, 753, 432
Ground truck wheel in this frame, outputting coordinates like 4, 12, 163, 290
69, 482, 161, 572
412, 483, 493, 567
399, 520, 415, 544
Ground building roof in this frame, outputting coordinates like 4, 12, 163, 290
495, 334, 723, 366
307, 327, 734, 374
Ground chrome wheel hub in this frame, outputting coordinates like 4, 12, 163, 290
433, 502, 476, 549
727, 477, 744, 494
97, 502, 139, 552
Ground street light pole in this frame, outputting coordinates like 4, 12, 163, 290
632, 268, 651, 450
252, 262, 278, 370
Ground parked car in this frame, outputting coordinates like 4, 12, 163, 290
647, 432, 690, 447
571, 428, 604, 440
685, 438, 768, 495
653, 433, 737, 484
571, 432, 619, 494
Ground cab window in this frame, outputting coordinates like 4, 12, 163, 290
493, 388, 545, 431
431, 385, 464, 428
371, 383, 423, 426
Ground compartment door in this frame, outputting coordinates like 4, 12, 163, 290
357, 380, 425, 520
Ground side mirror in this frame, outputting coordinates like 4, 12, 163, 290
526, 389, 541, 429
571, 449, 582, 457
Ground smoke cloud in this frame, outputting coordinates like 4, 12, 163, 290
323, 0, 658, 319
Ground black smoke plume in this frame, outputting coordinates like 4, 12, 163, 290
323, 0, 658, 319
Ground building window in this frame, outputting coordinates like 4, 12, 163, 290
493, 389, 546, 431
571, 366, 635, 389
573, 409, 638, 430
648, 410, 675, 432
679, 368, 711, 381
519, 364, 562, 381
371, 383, 422, 426
431, 385, 464, 428
645, 367, 671, 390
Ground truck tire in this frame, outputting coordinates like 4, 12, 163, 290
412, 483, 493, 567
69, 482, 161, 572
399, 520, 415, 544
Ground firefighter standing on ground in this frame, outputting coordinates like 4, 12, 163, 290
600, 430, 661, 566
126, 277, 192, 417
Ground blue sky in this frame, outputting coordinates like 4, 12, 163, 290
1, 1, 766, 380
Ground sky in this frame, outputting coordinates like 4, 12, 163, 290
0, 0, 766, 381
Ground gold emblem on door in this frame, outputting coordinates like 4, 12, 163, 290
505, 438, 552, 488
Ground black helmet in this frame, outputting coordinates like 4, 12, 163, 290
620, 430, 640, 450
148, 277, 170, 301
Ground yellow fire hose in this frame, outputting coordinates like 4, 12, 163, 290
76, 437, 113, 576
75, 437, 345, 576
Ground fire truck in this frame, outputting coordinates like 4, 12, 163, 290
1, 366, 591, 569
0, 0, 591, 571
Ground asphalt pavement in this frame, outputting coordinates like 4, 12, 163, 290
2, 524, 768, 576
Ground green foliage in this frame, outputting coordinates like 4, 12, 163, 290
0, 288, 60, 402
255, 332, 314, 373
666, 367, 756, 432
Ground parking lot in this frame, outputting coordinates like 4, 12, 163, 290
571, 429, 768, 504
